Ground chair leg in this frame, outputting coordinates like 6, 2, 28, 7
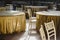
31, 22, 32, 30
28, 21, 32, 34
55, 35, 56, 40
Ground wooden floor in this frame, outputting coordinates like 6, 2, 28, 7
0, 20, 60, 40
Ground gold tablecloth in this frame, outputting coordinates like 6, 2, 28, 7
36, 11, 60, 36
0, 11, 26, 34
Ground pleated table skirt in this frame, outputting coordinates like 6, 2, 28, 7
0, 15, 26, 34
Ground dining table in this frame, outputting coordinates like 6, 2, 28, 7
24, 6, 48, 11
24, 6, 48, 17
36, 11, 60, 36
0, 7, 6, 11
0, 10, 26, 34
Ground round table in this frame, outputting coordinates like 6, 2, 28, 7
25, 6, 48, 17
36, 11, 60, 36
0, 10, 26, 34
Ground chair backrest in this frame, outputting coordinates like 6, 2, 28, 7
39, 25, 46, 40
44, 20, 56, 40
27, 8, 32, 19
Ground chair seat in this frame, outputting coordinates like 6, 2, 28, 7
30, 20, 36, 22
30, 17, 36, 20
30, 17, 36, 22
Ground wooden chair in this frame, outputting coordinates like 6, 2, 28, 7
39, 25, 46, 40
44, 20, 56, 40
27, 8, 36, 21
27, 8, 36, 27
27, 8, 36, 32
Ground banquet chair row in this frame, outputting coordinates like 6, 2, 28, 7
39, 20, 56, 40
